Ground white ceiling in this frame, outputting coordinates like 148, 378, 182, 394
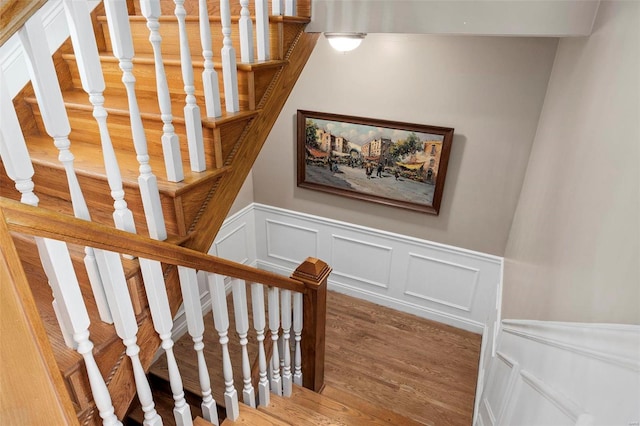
306, 0, 600, 37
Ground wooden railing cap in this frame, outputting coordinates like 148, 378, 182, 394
291, 257, 331, 284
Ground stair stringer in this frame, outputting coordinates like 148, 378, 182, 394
186, 30, 320, 254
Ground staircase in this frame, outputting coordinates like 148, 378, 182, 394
0, 1, 423, 425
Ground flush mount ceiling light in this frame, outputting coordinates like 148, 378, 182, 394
324, 33, 367, 52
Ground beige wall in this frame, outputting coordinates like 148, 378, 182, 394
252, 34, 557, 255
502, 1, 640, 324
228, 171, 255, 216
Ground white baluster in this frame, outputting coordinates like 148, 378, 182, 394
140, 260, 192, 425
19, 19, 88, 221
272, 0, 283, 15
18, 18, 114, 325
199, 0, 222, 117
0, 70, 80, 347
0, 75, 39, 208
280, 289, 292, 396
208, 273, 239, 421
238, 0, 254, 63
293, 291, 303, 386
174, 0, 206, 172
268, 286, 282, 395
254, 0, 270, 61
178, 268, 219, 425
62, 0, 137, 233
220, 0, 239, 112
250, 283, 270, 406
104, 0, 167, 241
285, 0, 296, 16
232, 279, 256, 407
95, 252, 162, 426
77, 331, 123, 426
39, 238, 122, 426
140, 0, 184, 183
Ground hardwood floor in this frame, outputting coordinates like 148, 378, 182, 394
323, 291, 481, 425
150, 290, 481, 425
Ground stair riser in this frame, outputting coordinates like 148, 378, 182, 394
130, 0, 312, 20
27, 99, 254, 168
64, 55, 255, 111
3, 160, 181, 237
28, 103, 221, 171
98, 17, 282, 63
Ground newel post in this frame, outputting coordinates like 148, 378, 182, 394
291, 257, 331, 392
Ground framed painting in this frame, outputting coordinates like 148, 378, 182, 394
297, 110, 454, 215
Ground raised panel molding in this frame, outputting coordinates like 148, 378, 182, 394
214, 223, 250, 265
265, 219, 319, 264
479, 351, 520, 426
404, 252, 479, 312
330, 234, 392, 289
253, 203, 501, 335
477, 320, 640, 426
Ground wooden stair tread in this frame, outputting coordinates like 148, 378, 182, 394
258, 392, 343, 425
286, 384, 402, 425
24, 88, 259, 130
221, 404, 291, 425
61, 51, 285, 75
126, 388, 203, 426
22, 134, 230, 196
194, 417, 216, 426
319, 385, 424, 426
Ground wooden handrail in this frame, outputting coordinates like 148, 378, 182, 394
0, 0, 47, 46
0, 197, 306, 292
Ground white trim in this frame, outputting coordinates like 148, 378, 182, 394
253, 203, 502, 265
519, 369, 588, 423
477, 319, 640, 425
330, 234, 392, 290
257, 258, 485, 334
404, 252, 479, 312
265, 218, 319, 264
502, 320, 640, 372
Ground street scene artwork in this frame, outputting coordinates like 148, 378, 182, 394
297, 110, 454, 215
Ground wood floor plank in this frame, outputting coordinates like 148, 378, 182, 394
221, 403, 291, 426
161, 290, 481, 425
323, 292, 481, 425
289, 385, 398, 426
320, 385, 423, 426
258, 393, 344, 426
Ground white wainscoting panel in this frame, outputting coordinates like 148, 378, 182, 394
265, 219, 319, 264
405, 253, 478, 312
253, 203, 502, 334
331, 235, 392, 290
477, 320, 640, 426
